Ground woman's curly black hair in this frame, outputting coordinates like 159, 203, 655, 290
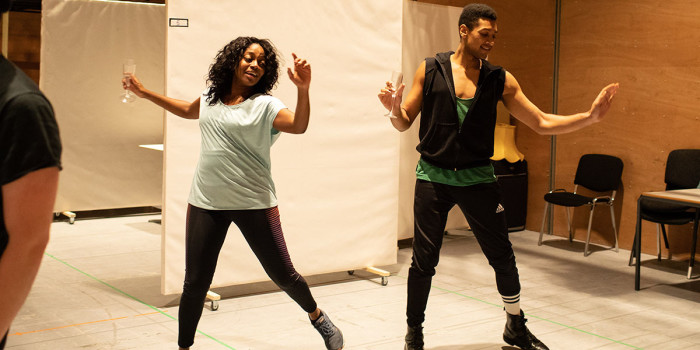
205, 37, 280, 105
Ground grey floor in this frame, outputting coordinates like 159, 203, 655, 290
5, 214, 700, 349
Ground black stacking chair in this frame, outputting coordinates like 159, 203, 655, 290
538, 154, 624, 256
629, 149, 700, 279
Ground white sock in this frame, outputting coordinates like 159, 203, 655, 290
502, 293, 521, 315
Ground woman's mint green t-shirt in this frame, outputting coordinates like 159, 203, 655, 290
188, 93, 285, 210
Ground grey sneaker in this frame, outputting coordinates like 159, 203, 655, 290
311, 310, 344, 350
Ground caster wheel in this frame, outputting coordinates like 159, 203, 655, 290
211, 300, 219, 311
381, 277, 388, 286
347, 270, 355, 275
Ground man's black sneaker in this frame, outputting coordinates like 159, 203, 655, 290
503, 310, 549, 350
404, 324, 424, 350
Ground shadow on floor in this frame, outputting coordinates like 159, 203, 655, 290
538, 237, 615, 255
102, 266, 404, 308
428, 344, 516, 350
102, 274, 180, 308
125, 220, 161, 236
437, 231, 700, 336
637, 259, 700, 295
638, 258, 692, 276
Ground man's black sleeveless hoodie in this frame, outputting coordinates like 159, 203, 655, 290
417, 51, 506, 170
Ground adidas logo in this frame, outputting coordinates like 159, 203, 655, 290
496, 203, 505, 213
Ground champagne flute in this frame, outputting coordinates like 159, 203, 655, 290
120, 59, 136, 103
384, 71, 403, 118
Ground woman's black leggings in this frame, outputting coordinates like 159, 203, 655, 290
178, 204, 318, 348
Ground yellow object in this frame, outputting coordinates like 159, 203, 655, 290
365, 266, 391, 277
491, 123, 525, 162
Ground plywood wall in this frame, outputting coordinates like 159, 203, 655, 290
1, 11, 41, 83
555, 0, 700, 256
483, 1, 556, 243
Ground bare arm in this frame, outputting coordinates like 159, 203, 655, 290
378, 61, 425, 132
123, 73, 200, 119
273, 53, 311, 134
0, 167, 59, 337
502, 71, 619, 135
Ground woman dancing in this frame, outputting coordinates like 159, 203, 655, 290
123, 36, 344, 350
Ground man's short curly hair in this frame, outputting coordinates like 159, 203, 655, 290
458, 3, 497, 30
205, 37, 280, 105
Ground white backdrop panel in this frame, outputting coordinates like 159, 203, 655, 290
41, 0, 165, 212
163, 0, 402, 294
398, 1, 467, 240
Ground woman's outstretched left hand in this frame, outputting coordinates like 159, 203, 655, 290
287, 53, 311, 90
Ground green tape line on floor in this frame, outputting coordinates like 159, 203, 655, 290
45, 251, 643, 350
44, 252, 236, 350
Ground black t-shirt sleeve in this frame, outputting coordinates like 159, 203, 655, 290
0, 92, 62, 186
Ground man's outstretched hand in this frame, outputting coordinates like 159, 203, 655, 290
589, 83, 620, 122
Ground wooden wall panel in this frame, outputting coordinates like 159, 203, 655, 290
2, 11, 41, 84
488, 1, 556, 237
557, 0, 700, 256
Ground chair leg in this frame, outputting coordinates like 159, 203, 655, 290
660, 224, 671, 260
538, 202, 550, 246
629, 220, 639, 266
688, 212, 699, 279
584, 204, 596, 257
566, 207, 573, 242
609, 204, 619, 252
656, 224, 662, 260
